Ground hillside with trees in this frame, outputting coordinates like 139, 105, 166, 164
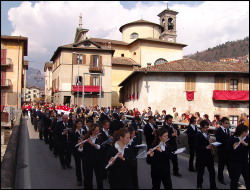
184, 36, 249, 62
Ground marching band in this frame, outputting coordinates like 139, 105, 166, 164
24, 103, 249, 189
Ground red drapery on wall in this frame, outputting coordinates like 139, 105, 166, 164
186, 91, 194, 101
213, 90, 249, 101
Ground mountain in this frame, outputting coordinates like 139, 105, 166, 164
184, 36, 249, 62
26, 67, 45, 90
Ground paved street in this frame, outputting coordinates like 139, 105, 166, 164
15, 116, 245, 189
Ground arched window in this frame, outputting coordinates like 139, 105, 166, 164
75, 76, 82, 85
130, 33, 139, 39
154, 58, 167, 65
168, 18, 174, 30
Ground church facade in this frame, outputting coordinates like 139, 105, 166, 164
49, 8, 188, 107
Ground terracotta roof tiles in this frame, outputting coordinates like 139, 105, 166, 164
112, 57, 140, 66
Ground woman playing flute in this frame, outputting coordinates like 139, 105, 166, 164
106, 128, 134, 189
227, 124, 249, 189
82, 123, 103, 189
146, 127, 174, 189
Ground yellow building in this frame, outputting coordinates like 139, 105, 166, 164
49, 8, 187, 107
1, 35, 28, 114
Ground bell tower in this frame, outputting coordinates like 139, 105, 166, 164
158, 6, 178, 42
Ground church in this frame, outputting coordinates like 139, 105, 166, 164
47, 7, 187, 107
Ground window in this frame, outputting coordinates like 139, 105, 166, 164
92, 76, 99, 86
230, 115, 238, 125
33, 90, 36, 93
93, 55, 99, 67
230, 79, 238, 91
121, 54, 124, 57
33, 94, 36, 98
214, 77, 225, 90
28, 91, 31, 94
154, 58, 167, 66
28, 95, 31, 98
168, 18, 174, 30
133, 52, 136, 55
77, 54, 83, 64
130, 33, 139, 39
75, 76, 83, 85
185, 76, 196, 91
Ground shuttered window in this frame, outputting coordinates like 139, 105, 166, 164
214, 77, 225, 90
243, 78, 249, 90
185, 76, 196, 91
230, 79, 238, 91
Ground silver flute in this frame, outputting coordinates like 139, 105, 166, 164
147, 139, 170, 155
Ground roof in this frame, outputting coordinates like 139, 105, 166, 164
50, 42, 115, 61
157, 9, 179, 17
1, 35, 28, 56
90, 38, 128, 46
129, 37, 187, 47
26, 86, 41, 90
44, 62, 53, 72
112, 57, 140, 66
119, 59, 249, 86
119, 19, 164, 33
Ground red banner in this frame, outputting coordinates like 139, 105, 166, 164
186, 91, 194, 101
72, 85, 100, 92
213, 90, 249, 101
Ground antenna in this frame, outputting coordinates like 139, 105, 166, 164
79, 13, 82, 28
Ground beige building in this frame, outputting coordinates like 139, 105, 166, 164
1, 35, 28, 114
25, 86, 41, 102
49, 8, 187, 107
44, 62, 53, 103
119, 59, 249, 124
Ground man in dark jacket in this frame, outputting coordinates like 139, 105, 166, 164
54, 114, 73, 169
163, 114, 182, 177
215, 117, 231, 185
109, 113, 124, 136
144, 116, 158, 150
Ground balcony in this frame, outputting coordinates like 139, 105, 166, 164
89, 63, 103, 73
1, 58, 13, 68
212, 90, 249, 101
52, 88, 59, 93
1, 79, 12, 88
72, 85, 101, 93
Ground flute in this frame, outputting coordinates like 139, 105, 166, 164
75, 133, 102, 147
234, 136, 246, 149
147, 139, 170, 155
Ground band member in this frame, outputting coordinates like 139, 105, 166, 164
195, 120, 218, 189
227, 124, 249, 189
48, 111, 56, 151
127, 126, 140, 189
68, 114, 77, 127
106, 128, 134, 189
215, 117, 231, 185
144, 116, 158, 150
54, 114, 73, 169
99, 107, 110, 125
186, 116, 198, 172
83, 119, 92, 136
99, 120, 112, 180
130, 116, 143, 144
163, 115, 182, 177
146, 127, 173, 189
109, 113, 124, 136
72, 119, 85, 186
82, 123, 103, 189
43, 109, 51, 144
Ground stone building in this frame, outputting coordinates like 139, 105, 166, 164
1, 35, 28, 112
49, 8, 187, 107
119, 59, 249, 124
25, 86, 41, 102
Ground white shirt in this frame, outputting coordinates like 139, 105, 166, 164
149, 123, 155, 130
85, 126, 89, 131
103, 129, 109, 137
160, 141, 166, 151
191, 124, 196, 131
220, 126, 228, 134
90, 135, 100, 150
202, 132, 208, 140
75, 128, 84, 136
114, 142, 127, 155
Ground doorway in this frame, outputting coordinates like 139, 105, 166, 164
63, 96, 71, 105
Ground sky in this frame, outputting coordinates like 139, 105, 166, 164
1, 1, 249, 72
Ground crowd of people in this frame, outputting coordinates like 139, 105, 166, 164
21, 102, 249, 189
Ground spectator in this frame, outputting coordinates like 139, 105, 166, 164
238, 113, 248, 125
141, 109, 147, 118
160, 110, 167, 120
133, 108, 141, 117
212, 115, 221, 128
147, 107, 153, 117
154, 110, 161, 119
203, 114, 212, 126
173, 112, 181, 122
195, 112, 203, 125
172, 107, 177, 117
181, 113, 189, 123
127, 110, 134, 116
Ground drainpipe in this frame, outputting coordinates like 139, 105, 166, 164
17, 36, 21, 110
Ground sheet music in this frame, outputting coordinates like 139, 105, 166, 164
136, 144, 147, 148
174, 147, 186, 154
211, 142, 222, 146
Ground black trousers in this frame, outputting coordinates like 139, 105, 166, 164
151, 169, 172, 189
229, 162, 249, 189
58, 142, 72, 167
131, 160, 139, 189
73, 152, 84, 182
217, 150, 230, 180
53, 135, 58, 156
83, 158, 103, 189
197, 157, 216, 188
48, 131, 54, 150
170, 154, 179, 173
43, 129, 49, 144
31, 115, 34, 125
189, 144, 197, 170
33, 117, 37, 131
